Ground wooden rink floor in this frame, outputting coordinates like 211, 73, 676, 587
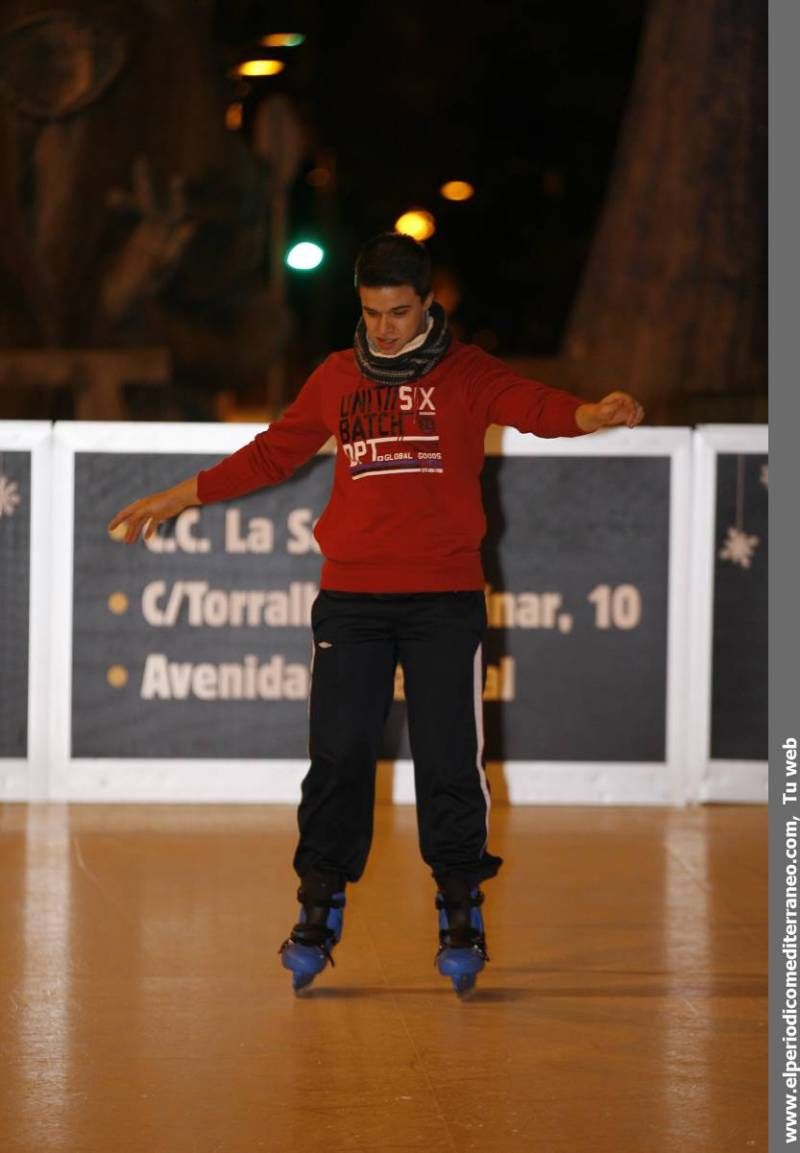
0, 800, 766, 1153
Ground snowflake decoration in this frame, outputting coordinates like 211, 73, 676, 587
0, 474, 21, 518
719, 525, 760, 569
760, 463, 768, 488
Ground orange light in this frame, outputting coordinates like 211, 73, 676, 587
225, 103, 243, 131
260, 33, 305, 48
394, 209, 436, 241
233, 59, 285, 78
440, 180, 475, 202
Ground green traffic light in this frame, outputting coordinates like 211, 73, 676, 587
286, 242, 324, 271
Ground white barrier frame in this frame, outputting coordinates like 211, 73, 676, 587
0, 422, 52, 800
395, 425, 694, 806
687, 425, 768, 802
49, 421, 316, 802
48, 422, 694, 804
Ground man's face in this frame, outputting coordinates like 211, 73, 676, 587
358, 284, 434, 354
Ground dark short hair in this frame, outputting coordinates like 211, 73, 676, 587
354, 232, 432, 298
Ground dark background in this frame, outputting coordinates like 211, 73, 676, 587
0, 0, 766, 424
273, 0, 647, 355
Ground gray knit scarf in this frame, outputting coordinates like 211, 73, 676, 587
354, 300, 451, 385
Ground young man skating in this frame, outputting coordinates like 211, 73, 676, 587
109, 233, 644, 996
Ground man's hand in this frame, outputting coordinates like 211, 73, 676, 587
107, 476, 201, 544
575, 391, 645, 433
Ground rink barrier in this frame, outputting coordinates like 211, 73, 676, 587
0, 421, 767, 804
687, 425, 769, 802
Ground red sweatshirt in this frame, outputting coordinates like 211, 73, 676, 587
197, 340, 588, 592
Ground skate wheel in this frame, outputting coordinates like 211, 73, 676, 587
292, 971, 316, 994
437, 946, 485, 979
281, 942, 326, 979
452, 973, 477, 998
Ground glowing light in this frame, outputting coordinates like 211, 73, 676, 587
261, 33, 305, 48
225, 103, 243, 131
234, 59, 285, 78
286, 242, 325, 271
440, 180, 475, 202
394, 209, 436, 241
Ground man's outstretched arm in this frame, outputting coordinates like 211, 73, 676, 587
107, 361, 331, 545
466, 346, 644, 437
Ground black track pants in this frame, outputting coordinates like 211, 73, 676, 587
293, 591, 503, 885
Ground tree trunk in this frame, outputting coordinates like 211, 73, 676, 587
562, 0, 767, 424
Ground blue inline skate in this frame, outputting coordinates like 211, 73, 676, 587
279, 871, 346, 994
435, 877, 488, 999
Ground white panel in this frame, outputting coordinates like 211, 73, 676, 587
493, 424, 692, 457
392, 759, 672, 805
54, 758, 307, 803
48, 427, 76, 801
700, 762, 769, 803
664, 431, 694, 805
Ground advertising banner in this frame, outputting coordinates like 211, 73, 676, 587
71, 450, 331, 760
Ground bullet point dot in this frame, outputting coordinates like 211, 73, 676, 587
107, 665, 129, 688
108, 592, 129, 615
